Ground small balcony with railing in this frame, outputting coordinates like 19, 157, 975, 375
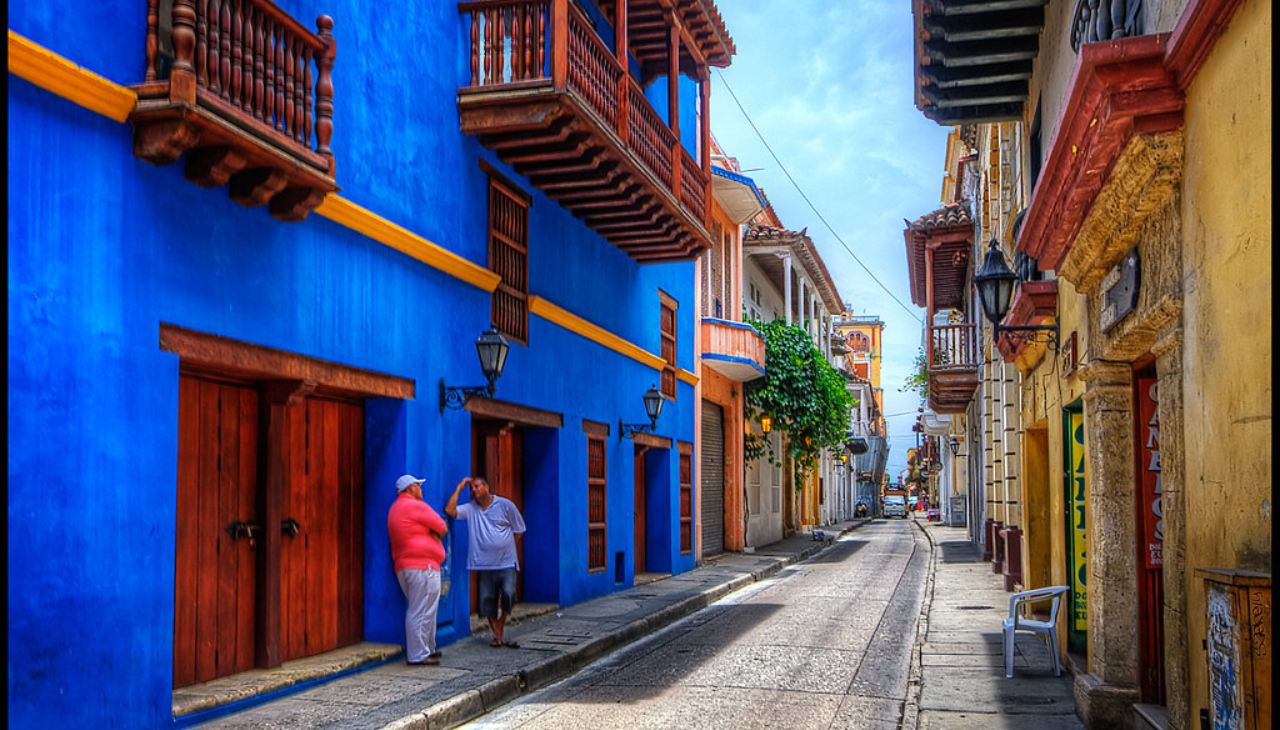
457, 0, 733, 264
905, 202, 980, 414
128, 0, 338, 222
700, 318, 765, 383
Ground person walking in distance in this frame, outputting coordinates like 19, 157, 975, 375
388, 474, 448, 665
445, 476, 526, 648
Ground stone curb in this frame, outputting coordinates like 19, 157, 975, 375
400, 524, 865, 730
904, 517, 938, 730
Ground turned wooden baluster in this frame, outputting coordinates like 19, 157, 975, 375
538, 5, 546, 80
252, 8, 265, 122
264, 20, 275, 128
146, 0, 158, 81
219, 0, 231, 100
206, 0, 220, 92
170, 0, 197, 104
230, 0, 243, 108
315, 15, 335, 172
303, 46, 313, 146
469, 9, 479, 86
522, 4, 533, 80
283, 37, 295, 137
195, 0, 208, 86
292, 38, 304, 142
242, 7, 256, 113
274, 23, 287, 132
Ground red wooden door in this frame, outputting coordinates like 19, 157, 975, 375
174, 374, 259, 688
469, 423, 525, 610
280, 396, 364, 661
634, 446, 647, 574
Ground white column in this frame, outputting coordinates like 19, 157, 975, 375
783, 255, 793, 326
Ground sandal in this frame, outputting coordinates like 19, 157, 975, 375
490, 638, 503, 647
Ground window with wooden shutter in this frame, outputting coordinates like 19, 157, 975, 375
660, 293, 677, 399
679, 446, 693, 555
488, 174, 529, 345
587, 435, 607, 572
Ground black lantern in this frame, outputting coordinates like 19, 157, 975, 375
475, 324, 510, 391
440, 324, 512, 412
621, 386, 665, 439
972, 239, 1059, 349
949, 435, 960, 456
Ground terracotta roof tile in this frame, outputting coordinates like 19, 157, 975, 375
907, 202, 973, 230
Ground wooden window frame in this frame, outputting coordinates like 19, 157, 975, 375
678, 443, 693, 555
587, 433, 607, 573
659, 291, 678, 400
485, 162, 531, 346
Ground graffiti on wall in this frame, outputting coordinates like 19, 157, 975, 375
1207, 584, 1242, 730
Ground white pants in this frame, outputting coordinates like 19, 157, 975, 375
396, 568, 441, 662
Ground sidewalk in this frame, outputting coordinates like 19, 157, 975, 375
907, 516, 1083, 730
178, 520, 868, 730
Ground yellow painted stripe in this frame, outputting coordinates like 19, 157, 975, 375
8, 30, 136, 122
529, 296, 666, 372
315, 196, 502, 293
677, 368, 699, 386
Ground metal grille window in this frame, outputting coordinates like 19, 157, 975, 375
660, 295, 677, 399
587, 435, 606, 572
489, 175, 529, 345
679, 449, 693, 554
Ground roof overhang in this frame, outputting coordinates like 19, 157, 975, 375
912, 0, 1048, 126
711, 166, 766, 224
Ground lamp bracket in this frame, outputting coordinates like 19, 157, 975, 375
440, 379, 496, 414
619, 419, 657, 440
994, 323, 1060, 351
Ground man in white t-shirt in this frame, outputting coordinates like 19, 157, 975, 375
445, 476, 527, 648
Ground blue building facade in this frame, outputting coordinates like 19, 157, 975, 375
8, 1, 734, 727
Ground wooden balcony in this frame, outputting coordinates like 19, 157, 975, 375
458, 0, 725, 263
700, 318, 765, 382
128, 0, 338, 222
927, 322, 979, 414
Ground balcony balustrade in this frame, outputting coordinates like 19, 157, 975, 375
129, 0, 338, 222
458, 0, 714, 263
699, 318, 765, 383
927, 322, 979, 414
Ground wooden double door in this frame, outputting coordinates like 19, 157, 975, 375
173, 373, 364, 688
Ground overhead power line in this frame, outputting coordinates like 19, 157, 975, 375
714, 69, 923, 325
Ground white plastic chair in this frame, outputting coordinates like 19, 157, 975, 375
1003, 585, 1069, 678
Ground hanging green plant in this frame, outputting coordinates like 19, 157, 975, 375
743, 319, 858, 484
901, 346, 929, 401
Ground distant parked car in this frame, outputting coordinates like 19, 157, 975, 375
883, 495, 908, 518
908, 496, 919, 510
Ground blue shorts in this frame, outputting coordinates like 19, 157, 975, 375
476, 568, 517, 618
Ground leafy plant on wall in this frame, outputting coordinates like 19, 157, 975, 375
743, 319, 857, 486
901, 346, 929, 402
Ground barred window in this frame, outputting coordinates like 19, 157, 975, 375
660, 293, 677, 399
679, 447, 693, 554
587, 435, 607, 572
488, 175, 529, 345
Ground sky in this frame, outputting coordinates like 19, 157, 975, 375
705, 0, 952, 481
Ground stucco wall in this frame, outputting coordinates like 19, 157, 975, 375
6, 2, 703, 728
1178, 0, 1272, 714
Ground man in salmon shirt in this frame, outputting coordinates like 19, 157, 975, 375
388, 474, 448, 665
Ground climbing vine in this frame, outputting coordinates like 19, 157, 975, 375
743, 319, 858, 482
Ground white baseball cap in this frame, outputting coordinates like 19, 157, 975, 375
395, 474, 426, 493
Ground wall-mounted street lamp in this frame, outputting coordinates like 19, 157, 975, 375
760, 415, 772, 434
973, 239, 1059, 350
440, 325, 511, 413
620, 386, 665, 440
949, 435, 961, 456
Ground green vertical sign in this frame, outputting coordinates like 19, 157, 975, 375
1064, 406, 1089, 653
